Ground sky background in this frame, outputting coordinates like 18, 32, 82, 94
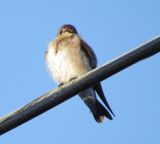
0, 0, 160, 143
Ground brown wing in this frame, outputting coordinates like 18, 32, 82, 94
81, 38, 115, 117
80, 39, 97, 69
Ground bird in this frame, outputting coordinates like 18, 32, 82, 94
45, 24, 115, 123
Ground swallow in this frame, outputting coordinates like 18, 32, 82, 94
45, 24, 115, 123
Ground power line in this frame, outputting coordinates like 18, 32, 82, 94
0, 36, 160, 135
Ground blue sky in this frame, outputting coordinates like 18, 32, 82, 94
0, 0, 160, 143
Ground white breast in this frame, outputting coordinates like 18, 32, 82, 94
45, 43, 91, 84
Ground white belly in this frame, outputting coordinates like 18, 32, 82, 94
46, 45, 91, 84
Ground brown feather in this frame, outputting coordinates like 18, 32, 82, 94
80, 39, 97, 69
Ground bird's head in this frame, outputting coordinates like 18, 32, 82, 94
57, 24, 78, 37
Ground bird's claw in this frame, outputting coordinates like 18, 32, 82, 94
69, 77, 77, 82
58, 83, 64, 87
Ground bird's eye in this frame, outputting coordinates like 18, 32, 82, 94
59, 30, 63, 35
70, 28, 73, 32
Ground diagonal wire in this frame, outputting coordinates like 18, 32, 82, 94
0, 36, 160, 135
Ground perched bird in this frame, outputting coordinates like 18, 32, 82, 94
45, 24, 114, 123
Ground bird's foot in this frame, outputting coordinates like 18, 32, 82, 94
58, 83, 64, 87
58, 77, 77, 88
69, 77, 77, 83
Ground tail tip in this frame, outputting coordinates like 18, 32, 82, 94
96, 115, 104, 123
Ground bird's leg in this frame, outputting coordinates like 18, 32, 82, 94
69, 76, 77, 83
58, 83, 64, 87
58, 77, 77, 87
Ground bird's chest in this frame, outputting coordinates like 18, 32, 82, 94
46, 45, 91, 83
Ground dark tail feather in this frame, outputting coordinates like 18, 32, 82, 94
93, 83, 115, 117
92, 100, 113, 123
79, 88, 113, 123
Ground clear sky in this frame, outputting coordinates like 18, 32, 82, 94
0, 0, 160, 143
